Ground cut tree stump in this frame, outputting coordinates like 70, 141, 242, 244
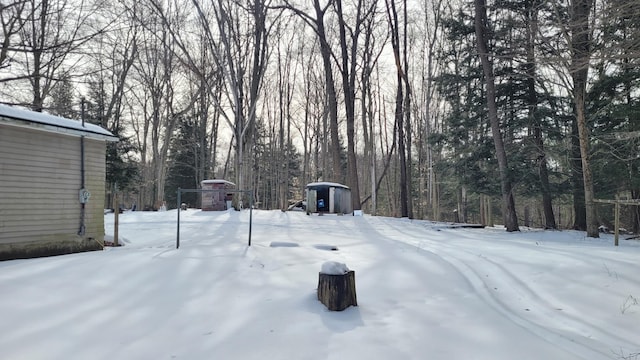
317, 270, 357, 311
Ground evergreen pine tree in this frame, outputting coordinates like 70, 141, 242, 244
48, 74, 77, 119
165, 117, 201, 208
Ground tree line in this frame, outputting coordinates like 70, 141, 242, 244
1, 0, 639, 236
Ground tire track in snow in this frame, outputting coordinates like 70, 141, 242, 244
438, 244, 638, 354
441, 226, 639, 282
364, 216, 637, 359
427, 226, 640, 305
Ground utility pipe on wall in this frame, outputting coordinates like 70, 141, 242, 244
78, 98, 87, 236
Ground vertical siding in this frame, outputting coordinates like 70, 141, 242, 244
201, 183, 229, 211
84, 138, 107, 240
0, 124, 106, 260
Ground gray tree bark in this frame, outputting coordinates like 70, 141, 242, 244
335, 0, 376, 211
318, 270, 357, 311
474, 0, 519, 232
525, 0, 556, 229
312, 0, 344, 183
570, 0, 598, 237
385, 0, 409, 218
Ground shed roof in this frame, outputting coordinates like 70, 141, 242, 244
306, 181, 350, 190
201, 179, 236, 186
0, 104, 118, 141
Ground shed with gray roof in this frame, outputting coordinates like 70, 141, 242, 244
305, 182, 352, 215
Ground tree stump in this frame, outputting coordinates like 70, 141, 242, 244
317, 270, 357, 311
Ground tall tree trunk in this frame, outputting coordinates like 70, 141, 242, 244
385, 0, 409, 218
632, 189, 640, 234
423, 0, 443, 221
362, 27, 376, 215
573, 89, 597, 236
396, 75, 409, 218
335, 0, 363, 211
280, 1, 344, 182
313, 0, 343, 183
402, 0, 413, 219
361, 35, 372, 213
623, 53, 640, 233
278, 44, 287, 210
302, 75, 311, 186
474, 0, 519, 231
534, 124, 556, 229
570, 0, 598, 237
570, 117, 587, 230
31, 0, 48, 112
525, 0, 556, 229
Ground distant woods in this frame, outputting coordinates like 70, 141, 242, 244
1, 0, 639, 235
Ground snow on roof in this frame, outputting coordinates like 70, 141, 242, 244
201, 179, 236, 186
306, 181, 350, 189
0, 104, 117, 141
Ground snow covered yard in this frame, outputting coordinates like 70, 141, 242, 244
1, 209, 639, 360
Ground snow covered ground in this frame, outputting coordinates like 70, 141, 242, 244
1, 209, 639, 360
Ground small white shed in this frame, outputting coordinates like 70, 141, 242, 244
0, 104, 118, 260
305, 182, 352, 215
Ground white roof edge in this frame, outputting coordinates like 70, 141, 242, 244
306, 181, 350, 189
201, 179, 236, 186
0, 104, 118, 141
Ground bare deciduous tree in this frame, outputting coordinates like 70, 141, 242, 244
334, 0, 377, 211
2, 0, 106, 111
385, 0, 411, 218
0, 0, 26, 71
417, 0, 444, 221
204, 0, 273, 204
280, 0, 344, 183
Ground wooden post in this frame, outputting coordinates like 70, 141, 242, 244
487, 197, 494, 227
113, 192, 119, 247
594, 198, 640, 245
480, 194, 486, 226
113, 194, 120, 246
317, 270, 357, 311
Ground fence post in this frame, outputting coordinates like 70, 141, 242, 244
177, 188, 181, 249
614, 202, 620, 246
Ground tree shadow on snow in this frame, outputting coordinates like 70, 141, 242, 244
301, 292, 364, 333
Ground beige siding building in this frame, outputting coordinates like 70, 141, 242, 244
0, 105, 118, 261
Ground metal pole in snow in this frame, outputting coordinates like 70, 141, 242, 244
177, 189, 181, 249
248, 190, 253, 246
114, 183, 119, 247
614, 202, 620, 246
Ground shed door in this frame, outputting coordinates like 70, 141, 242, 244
329, 187, 335, 213
307, 190, 317, 213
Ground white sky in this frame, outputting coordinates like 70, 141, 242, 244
0, 209, 639, 359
